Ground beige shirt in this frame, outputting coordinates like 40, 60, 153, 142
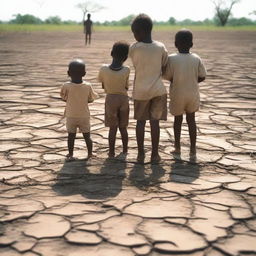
164, 53, 206, 101
98, 64, 130, 96
129, 40, 168, 100
60, 81, 98, 118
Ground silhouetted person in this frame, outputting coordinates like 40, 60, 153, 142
83, 13, 93, 45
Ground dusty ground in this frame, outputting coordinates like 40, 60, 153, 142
0, 30, 256, 256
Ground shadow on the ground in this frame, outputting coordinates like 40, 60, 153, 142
128, 159, 200, 189
170, 160, 200, 184
52, 158, 126, 199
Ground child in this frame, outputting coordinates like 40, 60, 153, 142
129, 14, 168, 163
164, 29, 206, 159
98, 41, 130, 158
60, 59, 98, 161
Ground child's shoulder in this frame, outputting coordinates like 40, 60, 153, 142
82, 80, 92, 87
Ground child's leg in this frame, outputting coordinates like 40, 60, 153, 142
173, 115, 183, 153
108, 126, 118, 157
150, 120, 160, 160
186, 112, 197, 155
136, 120, 146, 159
68, 133, 76, 157
119, 127, 128, 154
82, 132, 93, 158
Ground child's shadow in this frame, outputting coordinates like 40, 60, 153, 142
128, 159, 200, 190
170, 159, 200, 184
129, 163, 166, 188
52, 159, 126, 199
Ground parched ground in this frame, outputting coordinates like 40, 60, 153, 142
0, 29, 256, 256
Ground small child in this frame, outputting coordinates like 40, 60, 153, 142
129, 14, 168, 163
98, 41, 130, 158
164, 29, 206, 159
60, 59, 98, 161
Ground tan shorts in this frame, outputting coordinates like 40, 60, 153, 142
66, 117, 90, 133
105, 94, 129, 127
134, 94, 167, 120
169, 94, 200, 116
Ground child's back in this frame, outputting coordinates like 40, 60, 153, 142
165, 52, 206, 116
129, 41, 167, 100
61, 81, 95, 118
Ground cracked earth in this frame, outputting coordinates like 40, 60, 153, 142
0, 30, 255, 256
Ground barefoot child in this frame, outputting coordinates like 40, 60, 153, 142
129, 14, 168, 163
164, 29, 206, 158
98, 41, 130, 158
60, 59, 98, 161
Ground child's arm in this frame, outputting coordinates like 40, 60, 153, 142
198, 57, 207, 84
88, 85, 98, 103
125, 68, 130, 91
60, 85, 67, 102
161, 46, 169, 75
162, 56, 173, 82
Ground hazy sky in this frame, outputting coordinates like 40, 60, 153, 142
1, 0, 255, 22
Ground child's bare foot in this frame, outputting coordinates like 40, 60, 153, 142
107, 152, 115, 159
171, 149, 181, 160
65, 154, 76, 162
172, 147, 181, 154
86, 153, 94, 159
137, 153, 145, 164
151, 154, 161, 164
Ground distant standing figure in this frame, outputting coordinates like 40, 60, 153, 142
60, 59, 98, 161
98, 41, 130, 158
163, 29, 206, 160
84, 13, 93, 45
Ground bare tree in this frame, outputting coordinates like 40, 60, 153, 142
76, 1, 104, 21
212, 0, 240, 26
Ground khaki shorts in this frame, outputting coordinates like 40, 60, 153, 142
105, 94, 129, 127
134, 94, 167, 120
66, 117, 90, 133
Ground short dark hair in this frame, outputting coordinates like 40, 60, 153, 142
112, 41, 129, 60
68, 59, 85, 73
131, 14, 153, 34
175, 29, 193, 45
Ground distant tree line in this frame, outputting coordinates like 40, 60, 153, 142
0, 13, 255, 26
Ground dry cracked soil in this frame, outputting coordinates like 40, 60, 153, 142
0, 29, 256, 256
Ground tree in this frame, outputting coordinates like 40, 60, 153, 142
76, 1, 104, 21
168, 17, 176, 25
45, 16, 62, 24
212, 0, 240, 26
10, 14, 42, 24
119, 15, 135, 26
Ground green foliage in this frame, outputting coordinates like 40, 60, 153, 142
227, 17, 255, 26
10, 14, 43, 24
168, 17, 176, 25
45, 16, 62, 24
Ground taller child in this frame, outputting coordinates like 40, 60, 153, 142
129, 14, 168, 163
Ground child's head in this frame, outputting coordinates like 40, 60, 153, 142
111, 41, 129, 62
175, 29, 193, 52
131, 14, 153, 42
68, 59, 86, 81
87, 13, 91, 19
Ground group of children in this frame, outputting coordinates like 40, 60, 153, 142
60, 14, 206, 163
